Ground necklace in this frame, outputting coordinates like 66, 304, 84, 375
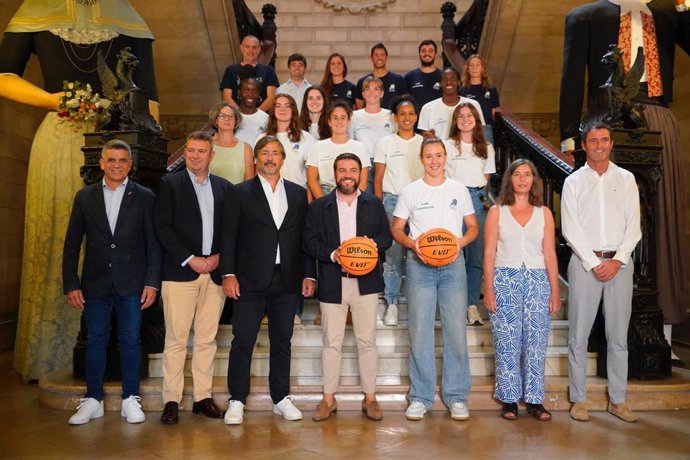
60, 38, 114, 74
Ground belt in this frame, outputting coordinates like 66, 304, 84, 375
341, 271, 358, 278
594, 250, 616, 259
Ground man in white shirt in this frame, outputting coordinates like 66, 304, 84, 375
278, 53, 311, 113
417, 67, 485, 140
561, 123, 642, 423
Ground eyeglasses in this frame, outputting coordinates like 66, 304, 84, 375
218, 113, 235, 120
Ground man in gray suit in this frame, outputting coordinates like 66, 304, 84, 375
63, 139, 161, 425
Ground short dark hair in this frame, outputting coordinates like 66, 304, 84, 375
371, 42, 388, 56
333, 152, 362, 173
101, 139, 131, 158
442, 66, 460, 80
287, 53, 307, 67
186, 130, 214, 147
418, 39, 437, 53
580, 121, 613, 143
254, 135, 286, 159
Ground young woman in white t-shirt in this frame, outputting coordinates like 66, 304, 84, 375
445, 102, 496, 327
391, 137, 478, 421
235, 77, 269, 148
306, 99, 370, 199
299, 85, 329, 141
351, 76, 395, 192
483, 159, 560, 422
373, 95, 424, 326
260, 93, 315, 190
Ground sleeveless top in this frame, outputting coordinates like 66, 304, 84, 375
495, 205, 546, 269
212, 141, 247, 184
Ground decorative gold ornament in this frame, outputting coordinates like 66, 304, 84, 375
315, 0, 395, 13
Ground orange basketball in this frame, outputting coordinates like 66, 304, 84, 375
417, 228, 459, 267
339, 236, 379, 276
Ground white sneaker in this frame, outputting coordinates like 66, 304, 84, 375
224, 400, 245, 425
405, 401, 427, 420
68, 398, 104, 425
467, 305, 484, 326
384, 304, 399, 326
121, 395, 145, 423
273, 396, 303, 421
450, 401, 470, 420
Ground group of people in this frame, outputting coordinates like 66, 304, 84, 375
63, 36, 642, 428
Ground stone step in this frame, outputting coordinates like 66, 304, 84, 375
211, 320, 570, 348
39, 369, 690, 413
147, 345, 594, 378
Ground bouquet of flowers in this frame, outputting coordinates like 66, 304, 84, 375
57, 80, 104, 126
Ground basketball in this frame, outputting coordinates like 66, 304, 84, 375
417, 228, 459, 267
339, 236, 378, 276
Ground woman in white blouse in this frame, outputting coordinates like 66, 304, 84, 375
483, 159, 560, 422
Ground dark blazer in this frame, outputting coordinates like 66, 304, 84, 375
220, 176, 315, 293
62, 180, 161, 299
303, 191, 392, 304
154, 170, 233, 285
559, 0, 690, 142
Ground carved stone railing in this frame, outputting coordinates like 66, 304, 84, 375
441, 0, 490, 70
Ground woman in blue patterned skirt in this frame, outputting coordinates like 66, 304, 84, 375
483, 159, 560, 421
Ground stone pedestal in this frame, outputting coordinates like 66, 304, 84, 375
574, 128, 672, 380
72, 130, 168, 381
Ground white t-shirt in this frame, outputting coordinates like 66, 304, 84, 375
350, 108, 395, 159
394, 177, 475, 239
256, 130, 315, 188
235, 110, 268, 148
417, 97, 485, 140
306, 138, 371, 189
373, 134, 424, 195
444, 139, 496, 187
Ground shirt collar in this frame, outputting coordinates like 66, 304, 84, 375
582, 160, 616, 176
257, 172, 284, 189
102, 177, 129, 191
335, 188, 361, 206
187, 168, 211, 186
608, 0, 652, 15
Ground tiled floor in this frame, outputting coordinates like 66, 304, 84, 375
2, 351, 690, 459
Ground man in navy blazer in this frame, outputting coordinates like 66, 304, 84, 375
221, 135, 316, 424
303, 153, 392, 422
154, 131, 233, 424
63, 139, 160, 425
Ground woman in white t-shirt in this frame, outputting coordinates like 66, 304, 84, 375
299, 85, 329, 141
483, 159, 560, 422
373, 95, 424, 326
260, 93, 315, 190
445, 102, 496, 327
306, 99, 370, 198
351, 76, 395, 192
235, 77, 269, 148
391, 137, 478, 421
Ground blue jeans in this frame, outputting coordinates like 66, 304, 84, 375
382, 192, 404, 306
464, 187, 487, 306
83, 294, 142, 401
406, 252, 471, 408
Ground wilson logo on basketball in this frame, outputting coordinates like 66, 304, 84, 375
346, 246, 373, 256
425, 234, 453, 244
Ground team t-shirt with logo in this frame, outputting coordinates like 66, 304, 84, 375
332, 80, 357, 107
349, 108, 395, 159
373, 134, 424, 195
306, 138, 371, 189
404, 68, 442, 109
394, 177, 475, 239
235, 110, 269, 148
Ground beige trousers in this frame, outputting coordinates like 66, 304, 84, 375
320, 277, 379, 394
161, 274, 225, 403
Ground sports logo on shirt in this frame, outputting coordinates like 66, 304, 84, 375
389, 84, 396, 92
293, 143, 300, 150
412, 82, 424, 89
346, 90, 352, 97
484, 91, 491, 99
449, 198, 458, 211
384, 122, 391, 129
433, 82, 441, 90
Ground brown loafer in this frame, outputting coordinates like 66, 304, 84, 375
570, 401, 589, 422
192, 398, 225, 418
608, 402, 638, 423
312, 399, 337, 422
362, 399, 383, 421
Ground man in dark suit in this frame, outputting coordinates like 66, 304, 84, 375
221, 135, 316, 425
303, 153, 392, 422
63, 139, 160, 425
560, 0, 690, 329
155, 131, 233, 424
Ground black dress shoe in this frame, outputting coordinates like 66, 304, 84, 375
160, 401, 179, 424
192, 398, 225, 418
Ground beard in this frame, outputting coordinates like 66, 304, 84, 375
336, 177, 359, 195
420, 57, 435, 66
